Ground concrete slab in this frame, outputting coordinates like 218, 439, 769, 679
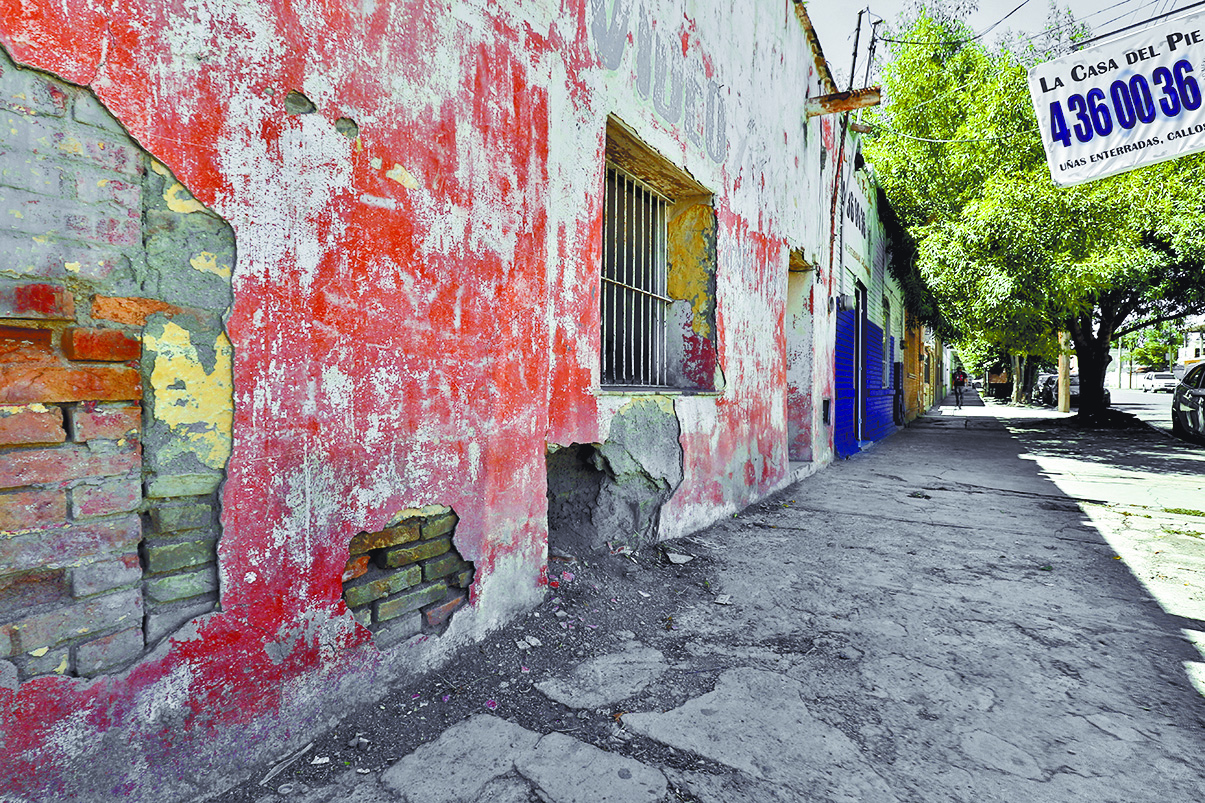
514, 731, 666, 803
622, 668, 898, 801
379, 715, 665, 803
534, 645, 667, 709
380, 716, 538, 803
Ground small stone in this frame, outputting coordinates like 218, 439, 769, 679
666, 552, 694, 564
714, 594, 733, 605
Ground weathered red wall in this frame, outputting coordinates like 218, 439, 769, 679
0, 2, 841, 798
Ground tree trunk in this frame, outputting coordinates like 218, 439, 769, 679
1068, 317, 1112, 418
1011, 354, 1025, 403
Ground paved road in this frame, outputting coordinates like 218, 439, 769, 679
1110, 387, 1175, 435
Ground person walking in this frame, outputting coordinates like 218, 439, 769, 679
952, 367, 968, 409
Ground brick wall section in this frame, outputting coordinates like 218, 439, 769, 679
342, 508, 474, 646
0, 49, 234, 682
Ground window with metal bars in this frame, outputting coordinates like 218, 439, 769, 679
599, 117, 719, 392
601, 165, 670, 387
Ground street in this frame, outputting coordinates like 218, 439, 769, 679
214, 397, 1205, 803
1110, 388, 1176, 436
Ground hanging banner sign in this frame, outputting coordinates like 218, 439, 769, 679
1028, 11, 1205, 187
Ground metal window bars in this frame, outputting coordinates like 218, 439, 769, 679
601, 164, 671, 388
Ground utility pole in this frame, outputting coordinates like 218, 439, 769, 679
1058, 332, 1071, 413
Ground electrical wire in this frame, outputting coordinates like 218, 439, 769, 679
1075, 0, 1205, 49
1012, 0, 1144, 45
869, 123, 1039, 144
875, 0, 1035, 46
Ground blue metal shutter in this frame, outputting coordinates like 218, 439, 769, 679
834, 309, 859, 458
863, 321, 895, 441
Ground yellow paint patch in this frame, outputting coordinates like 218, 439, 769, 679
32, 235, 47, 244
54, 655, 68, 674
165, 182, 206, 214
144, 322, 233, 471
667, 203, 716, 337
65, 261, 82, 273
150, 159, 171, 177
189, 251, 231, 279
30, 647, 49, 657
9, 210, 23, 219
57, 136, 84, 156
388, 504, 453, 526
97, 179, 109, 188
1, 404, 50, 415
386, 164, 419, 189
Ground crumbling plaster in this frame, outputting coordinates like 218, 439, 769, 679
0, 1, 845, 799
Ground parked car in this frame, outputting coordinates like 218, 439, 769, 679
1172, 363, 1205, 443
1032, 373, 1056, 404
1036, 374, 1110, 408
1140, 371, 1179, 393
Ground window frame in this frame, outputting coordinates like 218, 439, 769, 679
598, 117, 719, 394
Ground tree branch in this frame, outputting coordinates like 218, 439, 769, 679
1113, 311, 1194, 339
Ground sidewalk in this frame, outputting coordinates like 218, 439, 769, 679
208, 399, 1205, 803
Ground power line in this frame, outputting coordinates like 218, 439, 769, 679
869, 123, 1038, 144
875, 0, 1035, 46
1014, 0, 1144, 45
1075, 0, 1205, 49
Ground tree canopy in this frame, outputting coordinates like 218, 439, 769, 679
863, 7, 1205, 414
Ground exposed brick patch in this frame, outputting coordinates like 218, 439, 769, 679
343, 508, 474, 640
69, 403, 140, 442
423, 589, 468, 629
342, 554, 370, 583
71, 553, 142, 597
0, 364, 141, 404
0, 326, 55, 362
0, 488, 68, 532
348, 521, 419, 555
70, 474, 141, 518
0, 444, 140, 490
91, 296, 183, 326
61, 328, 141, 362
0, 283, 75, 319
0, 587, 142, 658
0, 57, 233, 683
0, 405, 65, 446
142, 539, 216, 574
0, 516, 142, 576
74, 626, 143, 677
0, 569, 68, 617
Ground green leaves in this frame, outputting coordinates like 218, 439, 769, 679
864, 8, 1205, 398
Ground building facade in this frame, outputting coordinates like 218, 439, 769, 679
0, 2, 908, 798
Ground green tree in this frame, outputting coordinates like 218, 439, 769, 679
865, 9, 1205, 416
1130, 323, 1183, 371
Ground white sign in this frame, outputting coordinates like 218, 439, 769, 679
1028, 11, 1205, 187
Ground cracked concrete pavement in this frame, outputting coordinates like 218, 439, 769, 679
214, 395, 1205, 803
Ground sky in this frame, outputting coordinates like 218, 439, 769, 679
806, 0, 1202, 86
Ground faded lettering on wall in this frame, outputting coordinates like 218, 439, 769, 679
591, 0, 728, 162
